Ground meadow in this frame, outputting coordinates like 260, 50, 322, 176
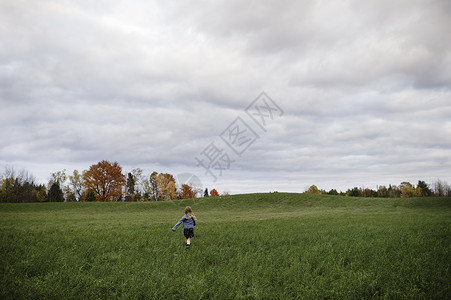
1, 193, 450, 299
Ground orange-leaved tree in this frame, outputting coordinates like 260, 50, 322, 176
210, 188, 219, 197
83, 160, 126, 202
180, 184, 196, 199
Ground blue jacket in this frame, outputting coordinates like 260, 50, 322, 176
172, 215, 196, 231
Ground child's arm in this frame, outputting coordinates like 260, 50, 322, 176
172, 216, 186, 231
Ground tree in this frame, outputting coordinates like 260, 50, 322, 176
157, 173, 177, 201
306, 185, 320, 194
32, 185, 47, 202
0, 167, 36, 203
388, 185, 400, 198
204, 188, 209, 197
65, 190, 77, 202
377, 186, 388, 198
433, 179, 449, 197
417, 180, 431, 197
143, 171, 159, 201
126, 172, 136, 201
80, 189, 96, 202
68, 170, 83, 201
328, 189, 339, 195
48, 182, 64, 202
400, 187, 410, 198
413, 186, 423, 197
131, 168, 144, 195
48, 169, 67, 190
210, 189, 219, 197
347, 187, 362, 197
125, 169, 145, 201
1, 177, 17, 203
362, 188, 373, 197
400, 182, 414, 198
180, 184, 195, 199
83, 160, 126, 202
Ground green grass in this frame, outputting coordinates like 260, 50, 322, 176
1, 193, 450, 299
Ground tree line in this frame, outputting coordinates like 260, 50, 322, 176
2, 161, 449, 203
0, 161, 222, 203
306, 179, 451, 197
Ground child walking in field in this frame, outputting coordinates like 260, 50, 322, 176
172, 206, 196, 248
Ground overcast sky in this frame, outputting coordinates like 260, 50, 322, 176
1, 0, 450, 194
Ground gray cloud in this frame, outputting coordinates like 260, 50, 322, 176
1, 0, 450, 193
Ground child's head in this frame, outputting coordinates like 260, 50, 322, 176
185, 206, 195, 219
185, 206, 192, 215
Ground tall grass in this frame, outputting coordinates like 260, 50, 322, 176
1, 194, 450, 299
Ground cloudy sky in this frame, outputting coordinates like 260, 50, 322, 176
1, 0, 450, 194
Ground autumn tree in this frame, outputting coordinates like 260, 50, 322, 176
0, 167, 36, 203
157, 173, 177, 201
400, 182, 414, 198
210, 188, 219, 197
362, 188, 373, 197
377, 186, 388, 197
388, 185, 400, 198
180, 184, 196, 199
306, 185, 320, 194
83, 160, 126, 202
0, 176, 19, 203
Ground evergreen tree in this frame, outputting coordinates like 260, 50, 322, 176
48, 182, 64, 202
348, 187, 362, 197
328, 189, 339, 195
417, 180, 431, 196
126, 172, 135, 195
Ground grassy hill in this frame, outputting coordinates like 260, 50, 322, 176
1, 193, 450, 299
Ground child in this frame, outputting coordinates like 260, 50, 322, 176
172, 206, 196, 248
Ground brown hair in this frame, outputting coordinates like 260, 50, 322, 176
185, 206, 196, 220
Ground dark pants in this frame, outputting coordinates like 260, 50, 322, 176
184, 228, 194, 239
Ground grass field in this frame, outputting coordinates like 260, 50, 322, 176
1, 193, 450, 299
